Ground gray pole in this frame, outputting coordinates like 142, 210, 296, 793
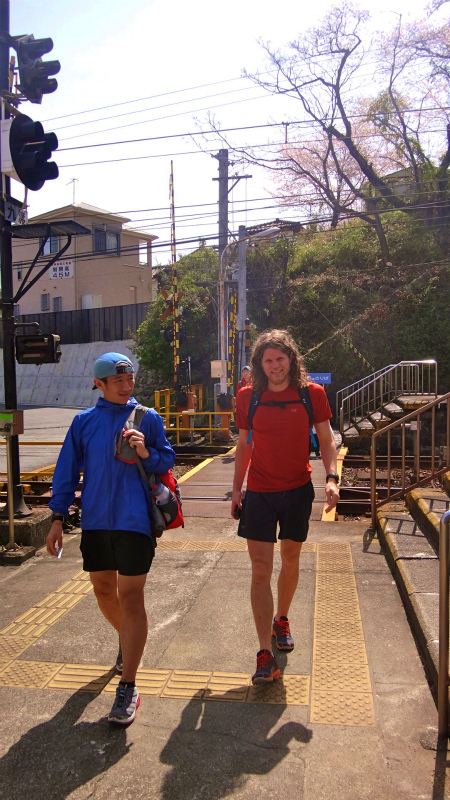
237, 224, 247, 375
217, 149, 229, 265
0, 0, 29, 517
215, 149, 228, 367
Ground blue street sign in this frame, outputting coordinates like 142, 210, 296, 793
308, 373, 332, 384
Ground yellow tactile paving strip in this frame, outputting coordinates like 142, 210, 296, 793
157, 540, 316, 552
0, 541, 375, 723
0, 568, 92, 638
310, 542, 375, 726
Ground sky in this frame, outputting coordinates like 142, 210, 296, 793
8, 0, 449, 264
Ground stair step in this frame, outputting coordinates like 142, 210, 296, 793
397, 395, 435, 410
376, 504, 439, 686
383, 402, 403, 415
406, 487, 450, 551
355, 417, 375, 436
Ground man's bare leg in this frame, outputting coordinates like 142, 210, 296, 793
90, 570, 121, 631
118, 574, 148, 683
247, 540, 275, 652
276, 539, 303, 620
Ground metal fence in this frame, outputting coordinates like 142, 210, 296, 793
6, 302, 150, 345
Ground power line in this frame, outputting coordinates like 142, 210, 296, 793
42, 75, 251, 123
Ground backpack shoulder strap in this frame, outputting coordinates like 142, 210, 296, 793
298, 386, 314, 428
133, 404, 149, 431
246, 390, 261, 443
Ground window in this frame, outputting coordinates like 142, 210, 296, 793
53, 296, 62, 312
16, 264, 22, 280
94, 228, 120, 255
41, 236, 59, 255
41, 293, 50, 311
13, 304, 20, 317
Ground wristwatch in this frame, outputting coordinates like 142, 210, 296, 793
326, 473, 340, 484
51, 513, 65, 523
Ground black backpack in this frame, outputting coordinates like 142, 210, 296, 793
246, 385, 317, 447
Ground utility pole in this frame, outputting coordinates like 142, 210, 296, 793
0, 0, 28, 515
217, 149, 229, 266
237, 224, 247, 375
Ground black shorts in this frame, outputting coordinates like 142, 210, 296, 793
237, 482, 315, 543
80, 530, 154, 576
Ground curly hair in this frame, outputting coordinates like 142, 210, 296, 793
250, 329, 308, 393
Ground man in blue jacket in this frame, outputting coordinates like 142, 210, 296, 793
46, 352, 175, 726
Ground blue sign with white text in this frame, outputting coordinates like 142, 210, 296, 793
308, 373, 332, 384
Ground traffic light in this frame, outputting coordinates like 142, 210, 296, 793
1, 113, 58, 191
15, 35, 60, 104
15, 334, 61, 365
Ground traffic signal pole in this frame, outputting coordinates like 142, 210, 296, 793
0, 0, 30, 517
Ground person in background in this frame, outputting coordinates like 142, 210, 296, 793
236, 365, 251, 393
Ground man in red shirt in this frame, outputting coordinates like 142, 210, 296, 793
236, 365, 251, 393
231, 330, 339, 684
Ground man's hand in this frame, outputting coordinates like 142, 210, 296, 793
324, 480, 340, 514
231, 489, 243, 520
46, 521, 63, 556
122, 429, 149, 459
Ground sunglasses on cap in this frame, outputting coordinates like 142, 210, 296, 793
114, 361, 133, 374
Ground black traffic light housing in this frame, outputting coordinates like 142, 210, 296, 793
15, 334, 61, 365
15, 35, 60, 104
1, 113, 58, 191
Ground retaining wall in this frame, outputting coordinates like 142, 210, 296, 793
0, 341, 137, 408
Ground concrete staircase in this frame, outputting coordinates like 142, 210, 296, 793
343, 394, 432, 444
376, 475, 450, 688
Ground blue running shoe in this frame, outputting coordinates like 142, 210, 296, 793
108, 683, 140, 726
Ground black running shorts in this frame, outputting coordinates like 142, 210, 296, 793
80, 530, 154, 576
237, 482, 315, 543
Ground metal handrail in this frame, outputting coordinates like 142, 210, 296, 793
439, 509, 450, 737
336, 365, 394, 412
371, 390, 450, 529
339, 360, 437, 434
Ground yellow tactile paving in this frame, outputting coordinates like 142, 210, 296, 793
314, 618, 364, 638
47, 664, 114, 692
71, 570, 91, 581
248, 675, 310, 705
204, 672, 250, 702
311, 542, 375, 726
313, 638, 368, 664
161, 670, 211, 699
156, 540, 316, 553
312, 663, 372, 693
104, 669, 172, 696
182, 541, 217, 550
56, 580, 93, 595
35, 593, 84, 610
0, 635, 36, 661
14, 607, 69, 626
316, 603, 361, 621
310, 691, 376, 726
0, 621, 52, 637
0, 659, 63, 689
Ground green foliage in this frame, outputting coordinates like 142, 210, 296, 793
134, 248, 218, 389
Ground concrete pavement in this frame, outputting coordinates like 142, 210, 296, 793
0, 434, 447, 799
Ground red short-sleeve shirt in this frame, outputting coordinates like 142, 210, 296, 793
236, 382, 332, 492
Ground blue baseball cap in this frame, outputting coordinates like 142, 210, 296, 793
93, 352, 134, 385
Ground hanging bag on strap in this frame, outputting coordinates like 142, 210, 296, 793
116, 405, 184, 536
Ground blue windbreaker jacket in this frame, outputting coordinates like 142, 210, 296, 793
49, 397, 176, 537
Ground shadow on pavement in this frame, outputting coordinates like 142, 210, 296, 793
160, 696, 312, 800
0, 683, 130, 800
